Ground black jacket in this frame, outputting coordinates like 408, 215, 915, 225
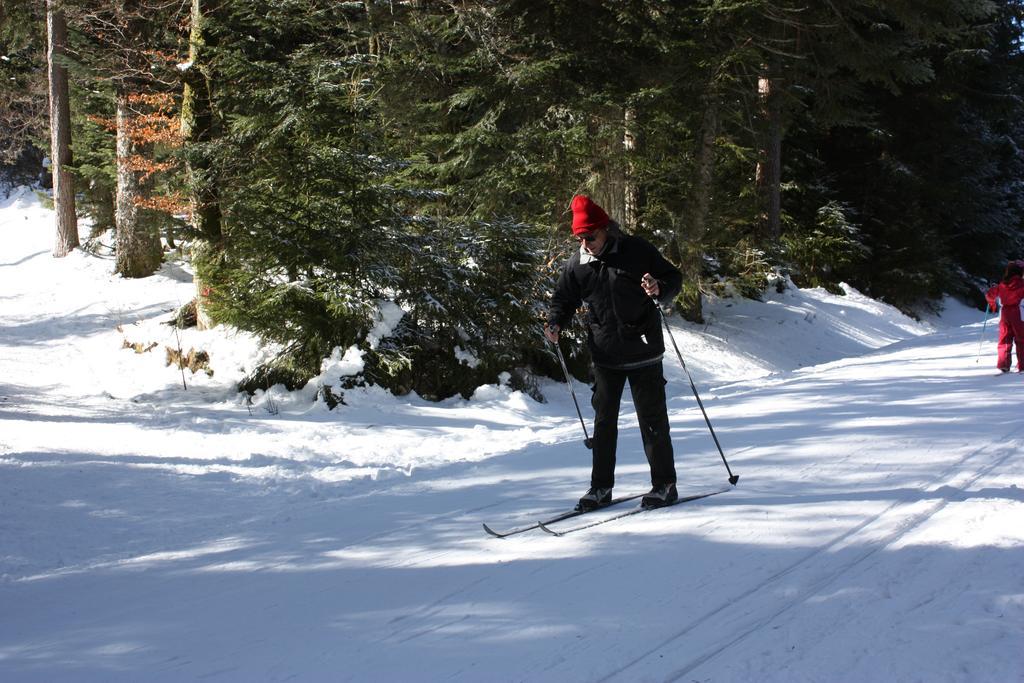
548, 234, 683, 368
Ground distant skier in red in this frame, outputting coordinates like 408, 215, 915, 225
985, 260, 1024, 372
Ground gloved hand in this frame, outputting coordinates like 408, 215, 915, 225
641, 273, 660, 298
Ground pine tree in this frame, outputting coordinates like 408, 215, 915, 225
0, 0, 48, 181
180, 0, 221, 329
785, 0, 1019, 306
199, 0, 544, 400
46, 0, 78, 257
62, 0, 186, 277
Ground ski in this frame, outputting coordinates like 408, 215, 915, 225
482, 492, 646, 538
537, 487, 732, 537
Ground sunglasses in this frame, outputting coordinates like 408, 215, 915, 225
575, 233, 598, 243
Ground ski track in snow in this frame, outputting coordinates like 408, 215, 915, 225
600, 429, 1024, 682
2, 189, 1023, 681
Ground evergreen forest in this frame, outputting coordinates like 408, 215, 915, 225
2, 0, 1023, 400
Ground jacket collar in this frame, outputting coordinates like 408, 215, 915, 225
579, 233, 619, 264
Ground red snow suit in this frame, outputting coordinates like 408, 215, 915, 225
985, 275, 1024, 371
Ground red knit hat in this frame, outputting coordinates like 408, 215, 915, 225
570, 195, 609, 235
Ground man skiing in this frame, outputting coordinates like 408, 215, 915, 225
545, 195, 684, 510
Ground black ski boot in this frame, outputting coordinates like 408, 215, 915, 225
576, 487, 613, 511
642, 483, 678, 509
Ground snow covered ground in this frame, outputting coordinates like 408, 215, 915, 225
1, 186, 1022, 682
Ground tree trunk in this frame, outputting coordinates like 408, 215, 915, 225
363, 0, 380, 57
46, 0, 78, 257
182, 0, 222, 328
690, 99, 718, 248
115, 89, 162, 278
591, 106, 637, 230
675, 92, 719, 323
623, 106, 644, 233
756, 69, 782, 242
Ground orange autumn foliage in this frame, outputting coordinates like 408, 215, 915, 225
90, 91, 188, 216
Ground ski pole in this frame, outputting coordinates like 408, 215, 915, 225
552, 339, 593, 450
651, 296, 739, 486
975, 302, 994, 364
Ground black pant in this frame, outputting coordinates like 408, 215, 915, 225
590, 361, 676, 489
